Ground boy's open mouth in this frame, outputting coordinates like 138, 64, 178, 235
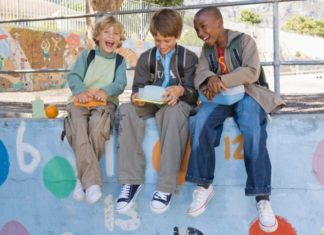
106, 41, 115, 48
203, 36, 209, 42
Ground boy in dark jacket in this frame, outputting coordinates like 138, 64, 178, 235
116, 8, 198, 214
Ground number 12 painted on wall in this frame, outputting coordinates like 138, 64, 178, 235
224, 134, 244, 160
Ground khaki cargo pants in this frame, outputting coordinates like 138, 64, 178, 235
117, 101, 191, 193
65, 103, 116, 189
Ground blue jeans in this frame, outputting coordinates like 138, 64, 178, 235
186, 95, 271, 195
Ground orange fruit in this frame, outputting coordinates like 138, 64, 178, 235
45, 105, 59, 119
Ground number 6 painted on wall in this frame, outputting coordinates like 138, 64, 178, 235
16, 121, 41, 173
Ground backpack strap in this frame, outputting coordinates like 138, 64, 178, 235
203, 34, 242, 73
85, 49, 96, 75
258, 66, 269, 88
114, 53, 124, 82
176, 45, 186, 79
229, 34, 243, 68
148, 46, 186, 84
149, 47, 157, 83
203, 43, 218, 73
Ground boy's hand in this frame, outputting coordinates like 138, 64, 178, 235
75, 91, 93, 103
207, 76, 227, 94
131, 92, 145, 107
94, 89, 108, 102
203, 89, 216, 100
163, 85, 184, 106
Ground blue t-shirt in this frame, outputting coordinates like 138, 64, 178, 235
156, 48, 176, 87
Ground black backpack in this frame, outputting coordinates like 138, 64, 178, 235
148, 45, 186, 84
203, 33, 269, 89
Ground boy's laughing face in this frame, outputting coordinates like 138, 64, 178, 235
153, 33, 178, 57
194, 13, 223, 47
96, 25, 121, 55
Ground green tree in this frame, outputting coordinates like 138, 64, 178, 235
144, 0, 184, 6
67, 3, 84, 11
239, 9, 262, 24
284, 16, 324, 37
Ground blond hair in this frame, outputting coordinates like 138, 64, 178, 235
93, 15, 125, 47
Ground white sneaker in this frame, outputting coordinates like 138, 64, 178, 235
187, 185, 214, 217
150, 191, 172, 214
73, 179, 85, 201
85, 185, 102, 204
256, 200, 278, 233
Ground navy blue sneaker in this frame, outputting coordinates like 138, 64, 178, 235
116, 184, 142, 213
150, 191, 172, 214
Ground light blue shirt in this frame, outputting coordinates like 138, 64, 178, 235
156, 48, 176, 87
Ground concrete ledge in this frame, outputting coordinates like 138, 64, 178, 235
0, 115, 323, 235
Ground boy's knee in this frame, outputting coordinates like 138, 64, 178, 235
118, 103, 133, 115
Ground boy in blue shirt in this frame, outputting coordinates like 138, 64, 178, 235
116, 9, 198, 214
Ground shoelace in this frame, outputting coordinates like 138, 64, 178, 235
257, 200, 273, 218
154, 191, 169, 201
119, 184, 131, 199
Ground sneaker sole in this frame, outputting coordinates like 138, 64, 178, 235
187, 189, 215, 217
86, 191, 102, 204
259, 218, 278, 233
150, 201, 171, 214
116, 185, 143, 213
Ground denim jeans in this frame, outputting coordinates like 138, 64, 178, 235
186, 95, 271, 196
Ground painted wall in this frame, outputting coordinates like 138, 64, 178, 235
0, 115, 324, 235
0, 26, 153, 92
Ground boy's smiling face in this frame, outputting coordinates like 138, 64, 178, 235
153, 33, 178, 57
96, 25, 121, 55
194, 13, 223, 47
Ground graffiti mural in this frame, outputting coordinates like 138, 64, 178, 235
0, 27, 74, 91
0, 27, 141, 92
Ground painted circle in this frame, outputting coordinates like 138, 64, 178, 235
249, 216, 296, 235
43, 156, 76, 198
151, 138, 191, 185
0, 220, 29, 235
312, 139, 324, 185
0, 140, 10, 186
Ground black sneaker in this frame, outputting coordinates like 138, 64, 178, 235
150, 191, 172, 214
116, 184, 142, 213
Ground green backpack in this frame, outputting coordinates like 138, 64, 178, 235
203, 33, 269, 89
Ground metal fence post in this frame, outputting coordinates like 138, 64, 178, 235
273, 0, 280, 95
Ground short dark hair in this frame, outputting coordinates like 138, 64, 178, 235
195, 6, 223, 20
150, 8, 183, 38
